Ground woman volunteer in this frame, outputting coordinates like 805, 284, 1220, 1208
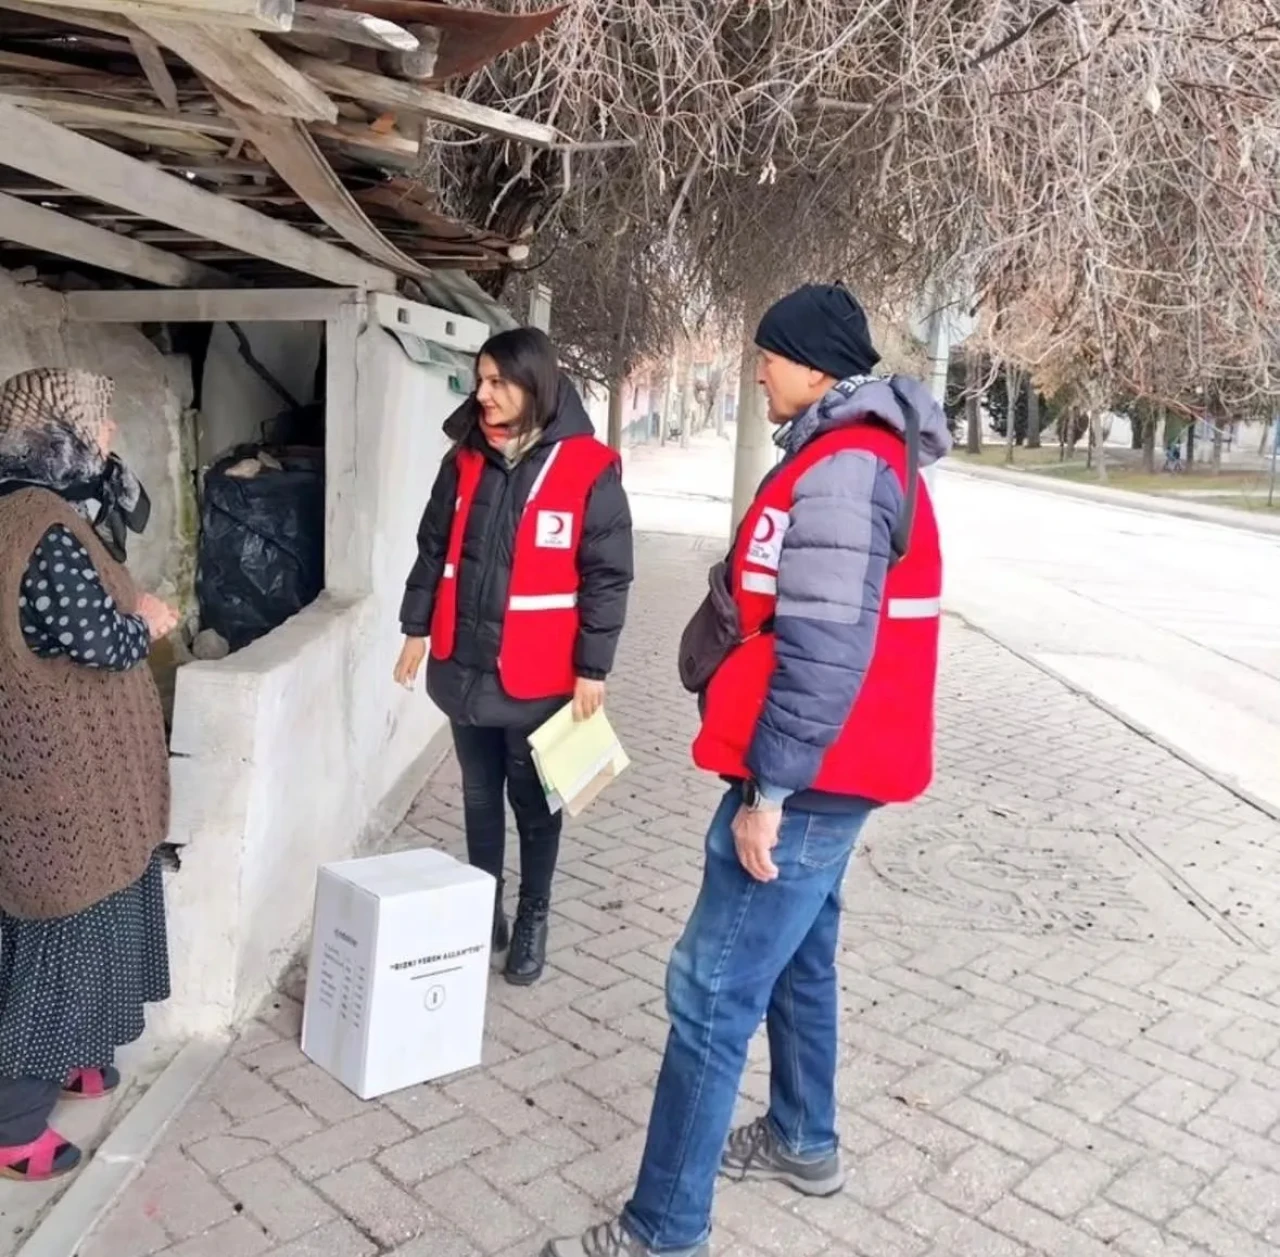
395, 328, 633, 986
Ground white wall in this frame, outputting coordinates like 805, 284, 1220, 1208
0, 270, 191, 600
158, 308, 462, 1031
198, 322, 323, 466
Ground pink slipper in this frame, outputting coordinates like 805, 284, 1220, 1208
61, 1066, 120, 1101
0, 1128, 81, 1182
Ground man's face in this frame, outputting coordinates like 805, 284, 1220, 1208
756, 350, 831, 424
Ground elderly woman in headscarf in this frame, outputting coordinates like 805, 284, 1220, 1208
0, 368, 175, 1182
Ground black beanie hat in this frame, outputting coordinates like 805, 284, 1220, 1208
754, 283, 881, 380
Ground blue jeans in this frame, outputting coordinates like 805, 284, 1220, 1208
623, 788, 873, 1252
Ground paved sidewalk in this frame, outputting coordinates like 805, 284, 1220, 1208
85, 531, 1280, 1257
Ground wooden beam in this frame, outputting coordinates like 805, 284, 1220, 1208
0, 89, 241, 137
309, 116, 418, 165
0, 189, 224, 285
0, 102, 393, 288
379, 22, 438, 80
289, 54, 557, 147
292, 2, 417, 51
0, 0, 131, 36
129, 32, 180, 112
25, 0, 295, 32
136, 19, 337, 122
302, 1, 564, 82
218, 95, 429, 280
65, 286, 358, 322
0, 49, 104, 76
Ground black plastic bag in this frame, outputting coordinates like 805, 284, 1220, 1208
196, 446, 325, 651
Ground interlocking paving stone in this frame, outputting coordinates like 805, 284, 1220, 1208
89, 533, 1280, 1257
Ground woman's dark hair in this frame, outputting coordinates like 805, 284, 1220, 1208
471, 326, 561, 439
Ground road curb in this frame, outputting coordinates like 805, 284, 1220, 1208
17, 1035, 231, 1257
942, 458, 1280, 537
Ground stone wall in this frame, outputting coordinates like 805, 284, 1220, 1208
0, 269, 193, 601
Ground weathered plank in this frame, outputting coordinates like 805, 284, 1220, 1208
378, 22, 438, 80
219, 93, 431, 279
0, 88, 241, 136
0, 188, 224, 286
309, 116, 419, 165
24, 0, 295, 31
292, 2, 417, 51
128, 32, 180, 112
0, 102, 393, 287
65, 286, 357, 322
289, 54, 557, 146
304, 0, 562, 81
136, 19, 337, 122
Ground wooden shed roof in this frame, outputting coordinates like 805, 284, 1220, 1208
0, 0, 562, 292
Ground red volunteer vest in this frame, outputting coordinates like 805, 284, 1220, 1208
430, 435, 619, 700
692, 424, 942, 804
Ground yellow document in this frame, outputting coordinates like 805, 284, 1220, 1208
527, 704, 629, 817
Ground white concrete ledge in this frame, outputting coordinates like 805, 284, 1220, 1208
159, 592, 447, 1037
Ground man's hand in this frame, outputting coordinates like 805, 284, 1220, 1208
732, 804, 783, 882
137, 593, 179, 642
394, 636, 427, 689
572, 676, 606, 722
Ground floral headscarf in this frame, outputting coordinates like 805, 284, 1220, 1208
0, 368, 149, 561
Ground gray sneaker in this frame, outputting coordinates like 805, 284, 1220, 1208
719, 1116, 846, 1196
541, 1219, 709, 1257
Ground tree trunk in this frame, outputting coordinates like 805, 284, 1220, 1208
1142, 408, 1158, 474
965, 351, 983, 454
658, 373, 674, 446
1026, 378, 1041, 449
1186, 421, 1196, 466
1004, 364, 1018, 464
606, 268, 634, 452
1211, 419, 1224, 473
731, 311, 774, 527
1092, 410, 1108, 482
678, 352, 694, 450
606, 378, 624, 451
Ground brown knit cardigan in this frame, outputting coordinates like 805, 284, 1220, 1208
0, 488, 170, 920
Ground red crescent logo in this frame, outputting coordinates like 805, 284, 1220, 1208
753, 514, 776, 543
549, 515, 566, 536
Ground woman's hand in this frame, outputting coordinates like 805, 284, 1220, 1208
394, 637, 427, 689
137, 593, 179, 642
572, 676, 606, 722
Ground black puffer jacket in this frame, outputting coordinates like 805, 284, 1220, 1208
400, 376, 633, 729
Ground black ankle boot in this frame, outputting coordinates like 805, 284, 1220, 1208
504, 895, 549, 986
492, 880, 509, 954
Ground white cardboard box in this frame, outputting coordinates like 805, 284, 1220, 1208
300, 848, 495, 1099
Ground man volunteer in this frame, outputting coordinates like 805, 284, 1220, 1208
545, 283, 951, 1257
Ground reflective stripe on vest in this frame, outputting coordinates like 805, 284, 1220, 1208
887, 596, 941, 619
739, 585, 941, 618
509, 592, 578, 611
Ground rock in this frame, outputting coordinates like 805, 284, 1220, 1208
192, 629, 231, 661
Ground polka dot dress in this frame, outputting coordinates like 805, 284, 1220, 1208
0, 525, 170, 1081
18, 524, 149, 668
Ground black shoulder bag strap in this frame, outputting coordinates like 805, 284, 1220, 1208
887, 381, 922, 566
